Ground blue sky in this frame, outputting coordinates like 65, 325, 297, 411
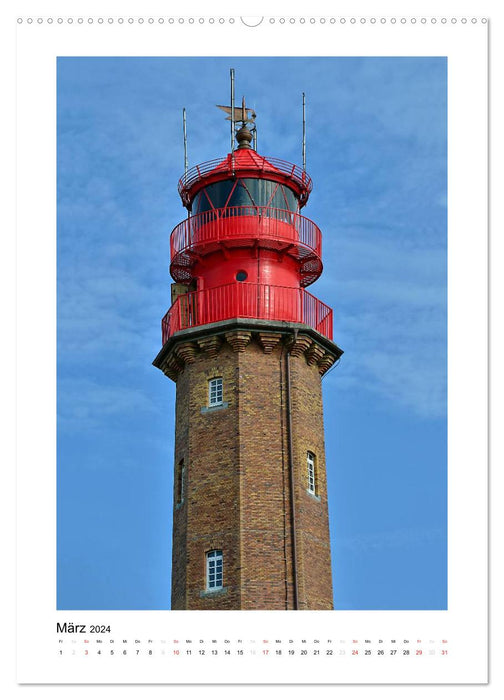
57, 56, 447, 610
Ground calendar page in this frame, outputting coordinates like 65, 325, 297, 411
14, 1, 488, 687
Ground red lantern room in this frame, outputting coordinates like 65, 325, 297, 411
161, 97, 333, 345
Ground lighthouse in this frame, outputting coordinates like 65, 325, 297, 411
153, 85, 343, 610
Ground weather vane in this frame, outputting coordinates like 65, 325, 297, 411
182, 69, 306, 175
216, 96, 257, 126
216, 69, 257, 153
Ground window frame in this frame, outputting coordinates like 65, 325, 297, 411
208, 377, 223, 407
206, 549, 224, 591
307, 451, 317, 495
175, 459, 185, 506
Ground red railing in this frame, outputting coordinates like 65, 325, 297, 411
161, 282, 333, 344
178, 155, 312, 199
170, 206, 322, 262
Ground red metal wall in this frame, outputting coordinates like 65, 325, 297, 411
191, 248, 300, 290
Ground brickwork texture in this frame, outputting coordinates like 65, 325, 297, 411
169, 328, 335, 610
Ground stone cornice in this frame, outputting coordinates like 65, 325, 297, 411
153, 318, 343, 382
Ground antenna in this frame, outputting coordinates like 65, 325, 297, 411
182, 107, 188, 183
216, 71, 257, 154
230, 68, 235, 154
302, 92, 306, 173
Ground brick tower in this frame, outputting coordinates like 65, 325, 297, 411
153, 90, 342, 610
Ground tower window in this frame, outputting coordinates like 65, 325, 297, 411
236, 270, 248, 282
208, 377, 223, 406
175, 459, 185, 506
307, 451, 317, 495
206, 549, 223, 590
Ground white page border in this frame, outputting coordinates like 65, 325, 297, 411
15, 10, 487, 686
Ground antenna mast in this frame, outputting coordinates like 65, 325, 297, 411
182, 107, 188, 183
302, 92, 306, 173
216, 71, 256, 155
230, 68, 235, 154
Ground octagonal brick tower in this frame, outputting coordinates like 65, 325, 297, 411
153, 105, 343, 610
